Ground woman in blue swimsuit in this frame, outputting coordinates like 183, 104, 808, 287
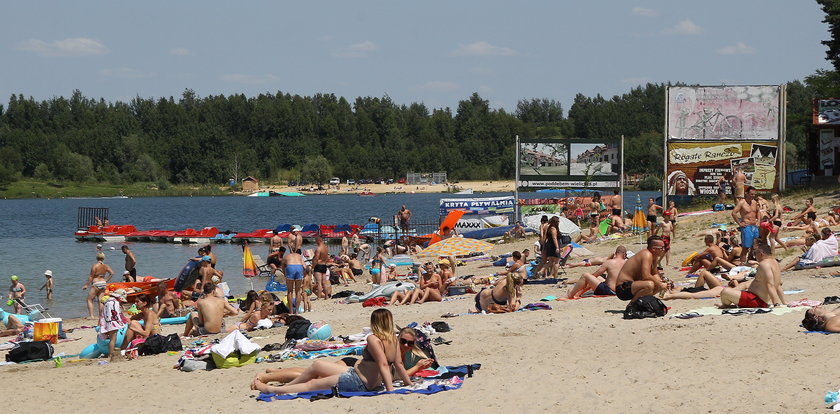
370, 248, 386, 284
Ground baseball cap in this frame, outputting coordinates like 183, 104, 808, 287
44, 270, 53, 276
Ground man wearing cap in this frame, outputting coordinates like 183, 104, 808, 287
121, 245, 137, 281
39, 270, 54, 300
8, 275, 26, 314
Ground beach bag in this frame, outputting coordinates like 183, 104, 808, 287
285, 318, 312, 341
623, 295, 668, 319
6, 340, 53, 363
139, 333, 183, 356
713, 204, 725, 211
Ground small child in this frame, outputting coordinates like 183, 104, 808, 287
39, 270, 54, 300
99, 289, 128, 362
300, 270, 312, 313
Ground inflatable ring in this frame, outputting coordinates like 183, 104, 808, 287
681, 252, 698, 267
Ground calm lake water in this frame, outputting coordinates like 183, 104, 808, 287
0, 191, 658, 318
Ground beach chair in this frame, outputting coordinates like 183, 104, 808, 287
251, 255, 275, 277
557, 244, 574, 276
13, 298, 52, 319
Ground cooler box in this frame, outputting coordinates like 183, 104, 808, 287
34, 318, 62, 344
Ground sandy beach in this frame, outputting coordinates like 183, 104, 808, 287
4, 190, 840, 413
263, 180, 516, 195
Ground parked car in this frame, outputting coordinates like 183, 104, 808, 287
397, 178, 406, 184
288, 180, 297, 186
329, 177, 340, 185
387, 178, 394, 184
347, 179, 356, 186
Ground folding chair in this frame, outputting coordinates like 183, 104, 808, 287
557, 244, 574, 276
13, 298, 52, 319
251, 255, 275, 277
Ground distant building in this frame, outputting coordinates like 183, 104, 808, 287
242, 176, 259, 192
574, 144, 618, 171
523, 149, 566, 168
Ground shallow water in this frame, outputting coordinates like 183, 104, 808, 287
0, 190, 658, 318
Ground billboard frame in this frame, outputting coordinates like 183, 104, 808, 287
517, 137, 623, 191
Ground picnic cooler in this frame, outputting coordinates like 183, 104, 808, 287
34, 318, 62, 344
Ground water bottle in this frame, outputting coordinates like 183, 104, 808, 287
824, 390, 838, 404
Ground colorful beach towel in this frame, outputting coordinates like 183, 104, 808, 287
256, 364, 480, 401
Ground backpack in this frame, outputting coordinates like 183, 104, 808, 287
139, 333, 183, 356
6, 340, 53, 363
285, 318, 312, 341
623, 295, 668, 319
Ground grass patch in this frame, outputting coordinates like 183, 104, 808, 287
0, 179, 231, 199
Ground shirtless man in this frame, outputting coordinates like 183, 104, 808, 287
567, 246, 628, 298
656, 219, 674, 267
615, 236, 668, 303
267, 247, 284, 275
198, 256, 215, 286
610, 190, 622, 219
340, 233, 350, 257
348, 253, 364, 281
732, 185, 760, 263
269, 231, 284, 257
397, 205, 411, 232
687, 235, 725, 274
183, 283, 239, 337
719, 243, 785, 308
121, 245, 137, 280
647, 198, 663, 237
312, 237, 331, 299
288, 228, 303, 253
732, 167, 747, 200
281, 249, 306, 315
154, 281, 181, 318
82, 252, 114, 318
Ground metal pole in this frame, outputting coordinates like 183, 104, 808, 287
620, 135, 625, 216
515, 135, 520, 223
663, 87, 670, 208
778, 84, 787, 192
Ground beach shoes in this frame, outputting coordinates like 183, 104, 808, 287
262, 343, 283, 351
431, 321, 451, 333
672, 312, 702, 319
823, 296, 840, 305
433, 337, 452, 345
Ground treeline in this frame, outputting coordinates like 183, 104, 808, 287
0, 81, 821, 188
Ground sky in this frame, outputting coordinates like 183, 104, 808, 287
0, 1, 830, 113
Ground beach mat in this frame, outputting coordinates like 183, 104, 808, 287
685, 306, 806, 317
256, 364, 479, 401
554, 295, 612, 302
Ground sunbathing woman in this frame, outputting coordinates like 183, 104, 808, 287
122, 294, 161, 347
473, 273, 524, 313
802, 304, 840, 332
662, 269, 751, 300
256, 327, 435, 384
251, 308, 412, 394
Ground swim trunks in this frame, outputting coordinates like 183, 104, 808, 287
313, 264, 328, 273
612, 208, 621, 217
647, 215, 657, 224
616, 280, 634, 301
285, 264, 304, 280
128, 268, 137, 278
737, 291, 768, 308
739, 224, 759, 248
594, 281, 616, 296
352, 268, 363, 276
661, 235, 671, 252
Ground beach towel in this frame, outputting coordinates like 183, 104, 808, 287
685, 306, 806, 317
211, 330, 260, 359
256, 364, 479, 401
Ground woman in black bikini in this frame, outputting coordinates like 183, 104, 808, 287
542, 216, 562, 279
473, 273, 524, 313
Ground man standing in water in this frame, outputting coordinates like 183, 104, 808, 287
121, 245, 137, 280
312, 237, 331, 299
281, 249, 306, 315
82, 252, 114, 318
397, 205, 412, 232
270, 231, 284, 257
732, 185, 759, 263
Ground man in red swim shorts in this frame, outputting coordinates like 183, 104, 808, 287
719, 243, 785, 308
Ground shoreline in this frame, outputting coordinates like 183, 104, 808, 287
256, 180, 517, 196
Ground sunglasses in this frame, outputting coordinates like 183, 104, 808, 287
399, 338, 415, 346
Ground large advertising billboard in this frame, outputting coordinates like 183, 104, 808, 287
518, 138, 621, 190
667, 86, 780, 140
814, 98, 840, 125
666, 141, 779, 195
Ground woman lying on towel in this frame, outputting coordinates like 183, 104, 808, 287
802, 305, 840, 332
255, 327, 435, 384
472, 273, 524, 313
251, 308, 413, 394
662, 269, 751, 300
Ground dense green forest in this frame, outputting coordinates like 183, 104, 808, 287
0, 1, 837, 190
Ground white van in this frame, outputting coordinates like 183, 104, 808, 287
329, 177, 340, 185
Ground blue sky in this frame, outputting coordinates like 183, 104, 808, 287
0, 1, 829, 113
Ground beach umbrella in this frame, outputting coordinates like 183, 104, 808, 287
416, 237, 494, 258
632, 194, 648, 234
242, 242, 257, 290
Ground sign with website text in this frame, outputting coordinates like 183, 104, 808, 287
666, 141, 779, 195
518, 138, 621, 191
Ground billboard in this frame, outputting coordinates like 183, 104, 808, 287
666, 141, 779, 195
814, 98, 840, 125
667, 85, 780, 140
518, 138, 621, 190
439, 196, 516, 217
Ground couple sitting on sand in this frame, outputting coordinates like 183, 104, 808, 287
252, 308, 432, 394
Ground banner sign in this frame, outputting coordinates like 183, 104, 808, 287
439, 196, 516, 217
666, 141, 779, 195
518, 138, 621, 190
667, 85, 780, 141
454, 215, 509, 232
814, 98, 840, 125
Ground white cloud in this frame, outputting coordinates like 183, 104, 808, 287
663, 19, 702, 35
220, 73, 279, 84
99, 67, 155, 79
17, 37, 108, 57
716, 41, 755, 55
333, 41, 378, 58
632, 7, 658, 17
170, 47, 191, 56
452, 41, 516, 57
417, 81, 459, 92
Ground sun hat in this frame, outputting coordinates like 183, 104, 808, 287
439, 259, 450, 267
110, 289, 128, 301
44, 270, 52, 276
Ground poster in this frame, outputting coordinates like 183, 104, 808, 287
518, 138, 621, 190
439, 196, 516, 217
814, 99, 840, 125
667, 85, 780, 140
666, 141, 779, 194
454, 215, 509, 232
